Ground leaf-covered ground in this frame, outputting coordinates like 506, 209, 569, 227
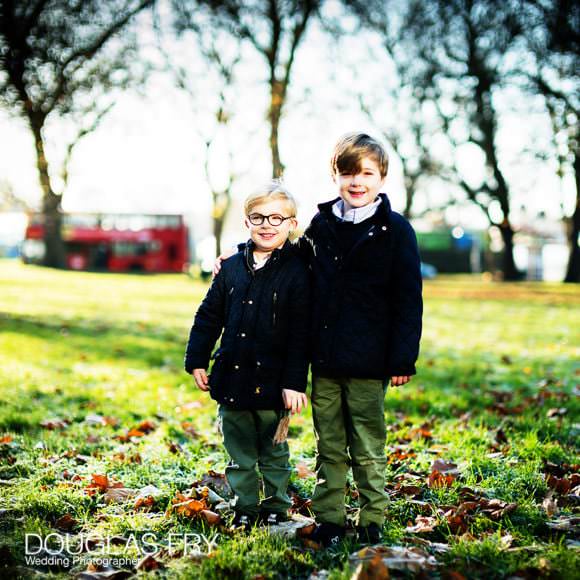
0, 261, 578, 579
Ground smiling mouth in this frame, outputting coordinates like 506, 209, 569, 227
259, 233, 276, 239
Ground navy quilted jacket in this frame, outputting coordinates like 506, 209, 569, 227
301, 193, 422, 379
184, 241, 310, 410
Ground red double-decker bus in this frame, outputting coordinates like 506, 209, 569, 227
23, 213, 190, 273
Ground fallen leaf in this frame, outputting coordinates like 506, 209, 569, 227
104, 487, 137, 504
350, 545, 439, 573
542, 492, 559, 517
546, 515, 580, 532
546, 474, 572, 494
405, 516, 437, 533
134, 485, 164, 509
201, 509, 221, 526
40, 418, 69, 430
351, 553, 390, 579
296, 462, 316, 479
192, 470, 231, 498
182, 421, 200, 438
431, 459, 460, 475
428, 470, 455, 488
55, 514, 78, 531
85, 473, 125, 497
136, 553, 162, 571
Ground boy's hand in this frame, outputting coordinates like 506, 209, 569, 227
212, 248, 236, 277
193, 369, 210, 391
391, 376, 411, 387
282, 389, 308, 414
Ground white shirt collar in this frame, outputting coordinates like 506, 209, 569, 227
331, 197, 382, 224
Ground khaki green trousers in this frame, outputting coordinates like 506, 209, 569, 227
219, 406, 291, 516
311, 375, 387, 527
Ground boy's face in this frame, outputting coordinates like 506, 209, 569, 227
245, 199, 297, 253
333, 156, 385, 209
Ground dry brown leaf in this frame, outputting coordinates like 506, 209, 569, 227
296, 462, 316, 479
40, 418, 69, 430
352, 553, 390, 580
201, 509, 221, 526
182, 421, 200, 438
428, 470, 455, 488
136, 553, 162, 571
547, 474, 572, 494
192, 470, 231, 498
431, 459, 460, 475
405, 516, 437, 533
55, 513, 78, 531
104, 487, 137, 504
542, 492, 559, 517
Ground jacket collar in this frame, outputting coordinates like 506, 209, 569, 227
317, 192, 392, 223
243, 239, 292, 272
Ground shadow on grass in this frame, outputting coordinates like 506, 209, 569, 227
0, 311, 186, 370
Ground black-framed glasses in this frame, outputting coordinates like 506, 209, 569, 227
247, 213, 294, 226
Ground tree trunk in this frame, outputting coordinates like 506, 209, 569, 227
564, 149, 580, 283
30, 116, 66, 268
498, 221, 521, 281
269, 78, 284, 178
213, 213, 225, 258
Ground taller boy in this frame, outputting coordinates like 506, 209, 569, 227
305, 133, 422, 546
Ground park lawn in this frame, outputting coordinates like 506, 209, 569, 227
0, 259, 578, 579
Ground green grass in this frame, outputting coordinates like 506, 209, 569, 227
0, 260, 578, 579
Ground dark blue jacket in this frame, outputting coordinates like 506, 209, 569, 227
184, 241, 310, 410
301, 193, 422, 379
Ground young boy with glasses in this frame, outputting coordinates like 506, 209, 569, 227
184, 181, 310, 529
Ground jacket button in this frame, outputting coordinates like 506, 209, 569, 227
382, 226, 387, 231
256, 361, 261, 366
369, 232, 374, 236
248, 300, 253, 304
240, 332, 246, 338
234, 365, 240, 370
334, 256, 338, 261
255, 387, 261, 394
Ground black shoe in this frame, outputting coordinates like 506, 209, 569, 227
258, 510, 288, 526
231, 512, 257, 531
310, 522, 345, 547
356, 522, 383, 545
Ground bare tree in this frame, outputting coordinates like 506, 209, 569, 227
350, 0, 527, 279
157, 10, 250, 257
0, 0, 154, 268
0, 178, 31, 212
172, 0, 321, 178
516, 0, 579, 282
358, 67, 442, 219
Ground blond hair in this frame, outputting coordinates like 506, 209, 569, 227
331, 132, 389, 178
244, 179, 297, 216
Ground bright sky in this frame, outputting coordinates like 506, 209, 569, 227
0, 1, 574, 253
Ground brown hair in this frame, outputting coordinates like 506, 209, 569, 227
330, 132, 389, 177
244, 179, 297, 216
